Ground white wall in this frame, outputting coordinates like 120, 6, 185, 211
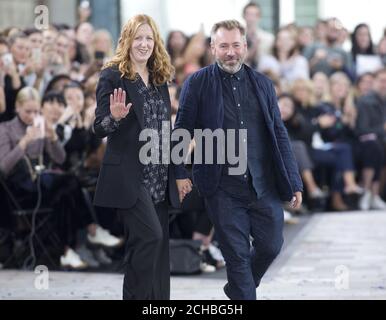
120, 0, 249, 39
319, 0, 386, 43
279, 0, 295, 27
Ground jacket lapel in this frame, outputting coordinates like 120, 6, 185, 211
212, 65, 224, 127
121, 78, 144, 129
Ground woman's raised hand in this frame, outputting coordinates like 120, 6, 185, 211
110, 88, 132, 121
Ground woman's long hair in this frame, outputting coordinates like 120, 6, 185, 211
351, 23, 375, 62
104, 14, 174, 85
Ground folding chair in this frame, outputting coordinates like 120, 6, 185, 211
0, 171, 61, 269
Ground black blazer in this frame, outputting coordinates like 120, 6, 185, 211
93, 66, 180, 209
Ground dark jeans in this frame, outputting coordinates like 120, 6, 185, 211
311, 143, 355, 191
204, 186, 284, 300
118, 184, 170, 300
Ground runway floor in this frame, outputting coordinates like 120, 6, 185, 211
1, 211, 386, 300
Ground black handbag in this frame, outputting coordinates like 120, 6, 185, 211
169, 239, 202, 275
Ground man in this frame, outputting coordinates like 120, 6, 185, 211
173, 20, 303, 300
242, 2, 274, 68
303, 18, 353, 76
356, 68, 386, 210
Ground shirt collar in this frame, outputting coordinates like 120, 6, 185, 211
217, 63, 245, 81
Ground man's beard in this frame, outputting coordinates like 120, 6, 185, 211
216, 57, 244, 74
326, 34, 338, 45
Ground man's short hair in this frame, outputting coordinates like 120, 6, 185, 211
8, 31, 27, 47
242, 2, 261, 16
210, 20, 246, 44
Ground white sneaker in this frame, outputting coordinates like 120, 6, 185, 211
87, 226, 123, 247
200, 262, 216, 273
370, 195, 386, 210
208, 244, 225, 265
284, 210, 299, 224
359, 191, 372, 211
60, 248, 88, 269
309, 187, 327, 199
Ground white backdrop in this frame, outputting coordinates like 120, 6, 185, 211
319, 0, 386, 42
120, 0, 248, 38
120, 0, 386, 42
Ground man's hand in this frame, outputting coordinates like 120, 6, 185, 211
290, 192, 303, 210
176, 179, 193, 203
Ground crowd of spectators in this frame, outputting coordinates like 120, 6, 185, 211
1, 2, 386, 271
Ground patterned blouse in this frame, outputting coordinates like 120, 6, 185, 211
135, 74, 169, 204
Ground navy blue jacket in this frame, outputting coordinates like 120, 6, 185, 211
174, 64, 303, 201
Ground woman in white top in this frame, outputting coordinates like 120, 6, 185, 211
258, 28, 309, 90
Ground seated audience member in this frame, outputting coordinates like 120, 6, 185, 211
355, 68, 386, 210
0, 87, 121, 269
278, 94, 327, 203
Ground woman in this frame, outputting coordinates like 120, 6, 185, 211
258, 27, 309, 90
178, 31, 207, 84
93, 14, 191, 300
312, 71, 331, 105
0, 87, 120, 269
278, 94, 326, 202
166, 30, 188, 69
351, 24, 376, 76
312, 72, 362, 210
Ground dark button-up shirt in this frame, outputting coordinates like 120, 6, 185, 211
218, 64, 274, 200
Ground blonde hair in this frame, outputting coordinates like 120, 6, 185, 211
329, 72, 357, 128
329, 72, 355, 107
291, 79, 316, 107
104, 14, 174, 85
15, 87, 40, 107
92, 29, 114, 58
312, 71, 331, 103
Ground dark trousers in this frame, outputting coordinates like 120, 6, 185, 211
311, 143, 355, 191
357, 140, 385, 181
204, 186, 284, 300
118, 185, 170, 300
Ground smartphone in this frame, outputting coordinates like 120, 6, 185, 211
2, 53, 13, 66
31, 48, 42, 64
33, 115, 45, 138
